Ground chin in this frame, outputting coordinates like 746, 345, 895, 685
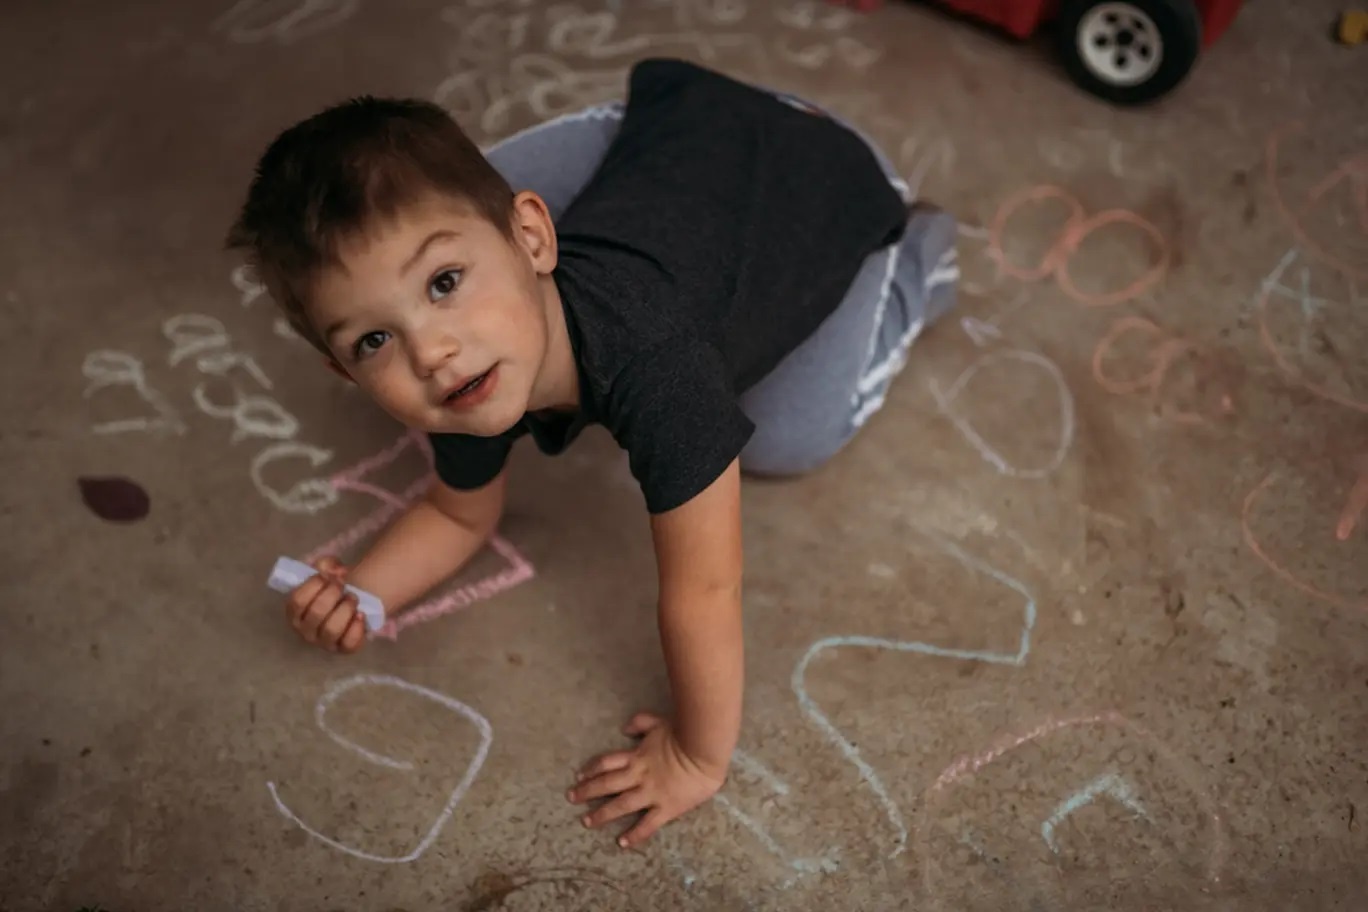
429, 399, 525, 438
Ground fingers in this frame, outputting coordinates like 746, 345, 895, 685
317, 597, 359, 651
284, 574, 330, 630
622, 712, 663, 737
338, 614, 367, 653
568, 767, 639, 804
577, 751, 632, 783
286, 574, 359, 651
582, 788, 652, 830
619, 806, 670, 849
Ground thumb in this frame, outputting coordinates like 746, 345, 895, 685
623, 712, 663, 737
314, 556, 349, 581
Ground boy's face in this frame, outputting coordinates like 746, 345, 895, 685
307, 190, 561, 438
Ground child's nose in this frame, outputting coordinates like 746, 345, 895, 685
412, 331, 461, 376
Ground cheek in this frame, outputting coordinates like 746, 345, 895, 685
357, 361, 416, 404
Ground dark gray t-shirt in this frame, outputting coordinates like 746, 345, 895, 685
429, 58, 907, 514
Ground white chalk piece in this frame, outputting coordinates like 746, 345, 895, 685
267, 556, 385, 632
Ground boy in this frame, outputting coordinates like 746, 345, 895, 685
227, 57, 956, 850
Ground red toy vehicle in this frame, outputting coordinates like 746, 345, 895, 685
843, 0, 1247, 105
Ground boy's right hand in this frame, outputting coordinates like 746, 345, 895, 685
285, 556, 367, 654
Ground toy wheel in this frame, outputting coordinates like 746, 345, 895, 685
1056, 0, 1202, 105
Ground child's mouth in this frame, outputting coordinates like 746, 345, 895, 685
442, 366, 497, 409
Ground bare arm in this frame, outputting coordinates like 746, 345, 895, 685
649, 458, 746, 774
346, 468, 508, 618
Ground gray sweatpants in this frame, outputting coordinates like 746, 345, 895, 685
484, 96, 957, 477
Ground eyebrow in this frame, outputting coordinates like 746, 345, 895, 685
401, 229, 459, 276
324, 229, 460, 343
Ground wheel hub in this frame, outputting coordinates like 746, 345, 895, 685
1078, 3, 1164, 86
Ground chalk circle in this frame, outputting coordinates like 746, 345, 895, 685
988, 186, 1084, 283
1255, 251, 1368, 414
916, 712, 1226, 910
930, 348, 1075, 480
1266, 122, 1368, 282
1091, 316, 1234, 425
987, 185, 1169, 307
266, 673, 492, 864
1241, 472, 1368, 615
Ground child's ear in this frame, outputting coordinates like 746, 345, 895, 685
511, 190, 557, 274
324, 358, 355, 383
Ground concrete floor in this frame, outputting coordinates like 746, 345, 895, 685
2, 0, 1366, 909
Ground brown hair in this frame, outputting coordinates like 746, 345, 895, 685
225, 96, 514, 356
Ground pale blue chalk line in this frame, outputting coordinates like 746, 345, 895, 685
791, 534, 1038, 859
716, 794, 840, 886
1040, 771, 1149, 854
732, 747, 790, 796
663, 845, 699, 890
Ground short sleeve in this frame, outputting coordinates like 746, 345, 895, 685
603, 336, 755, 514
427, 431, 515, 491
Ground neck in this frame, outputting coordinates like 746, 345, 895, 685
530, 275, 579, 413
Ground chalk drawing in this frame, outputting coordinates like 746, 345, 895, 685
986, 185, 1170, 308
918, 711, 1227, 899
774, 33, 879, 70
81, 351, 186, 436
1241, 471, 1367, 614
929, 349, 1075, 479
1091, 316, 1234, 425
547, 8, 728, 61
163, 314, 233, 372
664, 846, 700, 889
1039, 771, 1149, 854
1037, 137, 1085, 174
712, 748, 839, 886
300, 428, 535, 639
774, 0, 855, 31
267, 673, 491, 863
1337, 470, 1368, 542
251, 442, 340, 515
83, 305, 342, 515
440, 8, 531, 63
432, 0, 777, 139
162, 314, 300, 443
791, 533, 1037, 858
212, 0, 359, 44
232, 264, 300, 341
1255, 247, 1367, 413
1266, 123, 1368, 281
898, 133, 956, 199
958, 290, 1027, 345
191, 373, 299, 444
434, 53, 627, 138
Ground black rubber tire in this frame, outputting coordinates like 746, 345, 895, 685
1055, 0, 1203, 105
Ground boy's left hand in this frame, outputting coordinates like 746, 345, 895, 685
567, 711, 726, 849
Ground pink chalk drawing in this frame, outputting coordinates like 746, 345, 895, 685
301, 428, 535, 640
917, 711, 1228, 905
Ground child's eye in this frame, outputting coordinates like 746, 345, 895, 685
352, 330, 390, 360
428, 268, 463, 302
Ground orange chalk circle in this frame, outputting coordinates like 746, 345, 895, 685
986, 185, 1170, 307
1091, 316, 1228, 425
1265, 123, 1368, 282
1242, 472, 1368, 614
1336, 472, 1368, 542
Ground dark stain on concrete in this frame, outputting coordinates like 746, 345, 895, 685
78, 475, 149, 522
